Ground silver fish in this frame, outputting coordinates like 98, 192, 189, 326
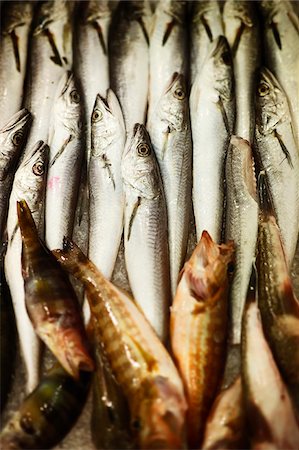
190, 35, 235, 244
0, 109, 32, 242
0, 1, 34, 128
4, 141, 49, 393
122, 124, 170, 342
254, 67, 299, 266
223, 1, 260, 142
225, 136, 258, 345
259, 0, 299, 145
148, 73, 191, 297
109, 1, 152, 132
190, 1, 223, 84
45, 71, 83, 250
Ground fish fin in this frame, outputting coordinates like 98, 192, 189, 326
258, 170, 275, 218
10, 29, 20, 72
217, 97, 230, 134
287, 10, 299, 35
127, 197, 141, 241
162, 19, 176, 46
231, 22, 245, 56
44, 28, 63, 66
137, 18, 149, 45
274, 130, 293, 168
92, 21, 107, 55
270, 21, 282, 50
128, 334, 158, 372
200, 14, 213, 42
50, 135, 73, 166
101, 154, 115, 190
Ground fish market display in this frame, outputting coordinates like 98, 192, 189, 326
0, 108, 32, 242
45, 71, 83, 250
259, 0, 299, 145
225, 136, 258, 346
223, 1, 260, 142
4, 141, 49, 393
0, 364, 90, 449
53, 239, 187, 450
254, 67, 299, 266
170, 231, 234, 448
122, 124, 170, 342
18, 200, 94, 379
148, 73, 192, 297
190, 35, 235, 243
0, 1, 34, 128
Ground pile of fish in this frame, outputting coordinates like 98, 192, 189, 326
0, 0, 299, 449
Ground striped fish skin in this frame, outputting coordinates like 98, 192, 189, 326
88, 89, 126, 279
191, 35, 235, 244
254, 68, 299, 266
4, 141, 49, 393
0, 364, 90, 450
242, 300, 299, 450
53, 240, 187, 450
122, 124, 170, 342
0, 108, 32, 242
45, 71, 83, 250
223, 0, 260, 142
170, 231, 234, 448
225, 136, 258, 346
148, 72, 191, 297
190, 0, 223, 84
0, 1, 34, 128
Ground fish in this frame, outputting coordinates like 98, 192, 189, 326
122, 123, 170, 342
147, 0, 187, 121
190, 35, 235, 244
109, 1, 152, 132
225, 136, 258, 346
201, 376, 246, 450
0, 108, 32, 242
45, 71, 83, 250
256, 172, 299, 409
254, 67, 299, 266
190, 1, 224, 84
259, 0, 299, 145
22, 0, 73, 153
242, 288, 299, 449
17, 199, 94, 379
53, 239, 187, 450
4, 140, 49, 393
223, 1, 260, 142
0, 1, 34, 128
88, 89, 126, 279
148, 72, 192, 297
170, 230, 234, 448
0, 363, 91, 449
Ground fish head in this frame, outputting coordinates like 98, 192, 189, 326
255, 68, 289, 135
0, 109, 32, 180
1, 1, 33, 34
210, 36, 234, 102
159, 73, 189, 132
91, 89, 125, 156
135, 376, 187, 450
122, 124, 161, 200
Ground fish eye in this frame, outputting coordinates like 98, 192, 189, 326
70, 89, 80, 103
92, 109, 103, 122
32, 161, 45, 176
174, 87, 185, 100
20, 413, 35, 435
12, 130, 24, 146
137, 143, 151, 157
131, 418, 141, 431
258, 82, 269, 97
227, 261, 235, 276
221, 51, 231, 65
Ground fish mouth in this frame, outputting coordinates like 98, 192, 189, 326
0, 108, 31, 132
22, 141, 49, 167
165, 72, 185, 94
259, 67, 282, 92
94, 92, 111, 114
210, 35, 231, 63
59, 70, 74, 96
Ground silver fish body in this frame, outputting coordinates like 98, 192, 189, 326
0, 109, 32, 241
148, 73, 191, 297
88, 89, 126, 279
122, 124, 170, 342
4, 141, 49, 393
190, 36, 235, 243
223, 1, 260, 142
0, 1, 33, 128
45, 71, 83, 250
254, 68, 299, 266
190, 1, 223, 84
225, 136, 258, 345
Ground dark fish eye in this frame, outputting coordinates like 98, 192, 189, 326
221, 51, 231, 66
12, 130, 23, 146
32, 161, 45, 176
137, 143, 150, 157
258, 82, 269, 97
174, 88, 185, 100
131, 418, 141, 431
20, 413, 35, 435
92, 109, 103, 122
70, 89, 80, 103
227, 261, 235, 276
